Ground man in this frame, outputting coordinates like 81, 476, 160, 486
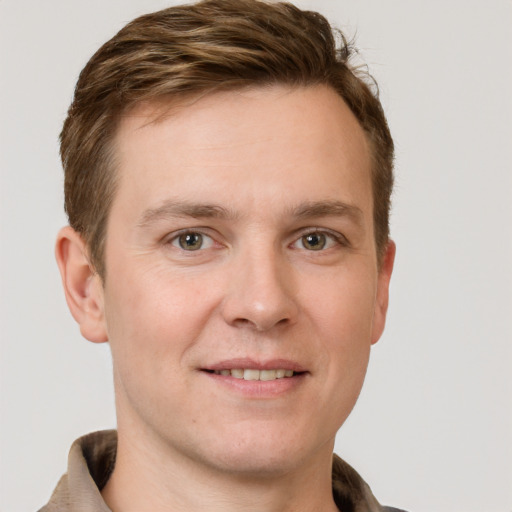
41, 0, 403, 510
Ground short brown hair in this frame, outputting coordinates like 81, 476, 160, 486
61, 0, 394, 278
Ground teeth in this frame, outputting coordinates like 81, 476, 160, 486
260, 370, 276, 381
212, 369, 296, 381
243, 369, 260, 380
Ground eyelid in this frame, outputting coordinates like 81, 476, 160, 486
162, 226, 348, 250
165, 228, 218, 250
290, 228, 350, 249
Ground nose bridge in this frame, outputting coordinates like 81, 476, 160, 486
221, 238, 298, 331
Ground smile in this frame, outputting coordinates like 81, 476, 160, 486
201, 361, 307, 397
210, 369, 295, 381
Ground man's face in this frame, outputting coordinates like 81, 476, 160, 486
96, 85, 393, 475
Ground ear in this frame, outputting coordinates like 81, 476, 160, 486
370, 240, 396, 345
55, 226, 108, 343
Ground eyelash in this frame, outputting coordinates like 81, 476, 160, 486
291, 229, 349, 251
165, 228, 349, 252
167, 229, 216, 252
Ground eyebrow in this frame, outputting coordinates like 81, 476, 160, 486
137, 200, 238, 227
290, 200, 364, 224
137, 199, 363, 228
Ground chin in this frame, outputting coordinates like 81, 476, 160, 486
186, 424, 330, 478
201, 448, 305, 478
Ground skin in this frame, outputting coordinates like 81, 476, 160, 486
56, 84, 395, 512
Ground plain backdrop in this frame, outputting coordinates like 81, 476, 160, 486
1, 1, 511, 511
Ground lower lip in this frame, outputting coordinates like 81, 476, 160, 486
201, 371, 307, 398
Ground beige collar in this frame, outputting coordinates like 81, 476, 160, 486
40, 430, 385, 512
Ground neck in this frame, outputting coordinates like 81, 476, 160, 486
101, 423, 339, 512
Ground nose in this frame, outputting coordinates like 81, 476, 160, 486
221, 246, 299, 332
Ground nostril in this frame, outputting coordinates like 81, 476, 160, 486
231, 318, 252, 328
235, 316, 290, 332
220, 276, 299, 331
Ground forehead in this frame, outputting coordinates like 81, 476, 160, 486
118, 85, 369, 156
112, 85, 373, 220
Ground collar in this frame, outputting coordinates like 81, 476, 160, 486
40, 430, 385, 512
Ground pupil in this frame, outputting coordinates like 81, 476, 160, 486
179, 233, 202, 250
304, 233, 325, 250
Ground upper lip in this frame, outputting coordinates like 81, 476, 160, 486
202, 358, 307, 373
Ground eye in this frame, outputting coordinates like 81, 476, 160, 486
170, 232, 214, 251
292, 231, 343, 251
301, 233, 327, 251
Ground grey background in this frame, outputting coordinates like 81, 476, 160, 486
1, 1, 511, 511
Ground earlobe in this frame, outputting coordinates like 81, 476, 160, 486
370, 240, 396, 345
55, 226, 108, 343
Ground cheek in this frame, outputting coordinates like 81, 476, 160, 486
103, 266, 217, 371
102, 268, 219, 426
304, 267, 376, 410
306, 266, 377, 344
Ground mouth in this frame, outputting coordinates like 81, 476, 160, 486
200, 359, 308, 394
203, 368, 298, 381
